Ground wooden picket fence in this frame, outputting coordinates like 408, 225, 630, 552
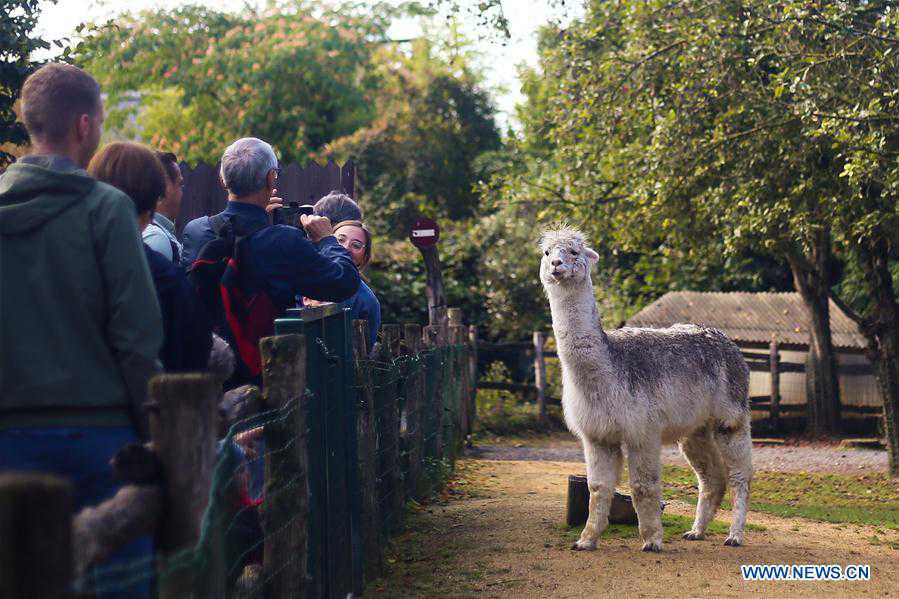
0, 306, 477, 598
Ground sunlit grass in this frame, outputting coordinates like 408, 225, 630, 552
638, 466, 899, 531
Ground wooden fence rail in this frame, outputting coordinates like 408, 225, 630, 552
0, 306, 476, 598
475, 333, 883, 429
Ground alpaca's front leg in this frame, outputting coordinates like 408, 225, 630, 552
573, 441, 622, 551
627, 441, 664, 552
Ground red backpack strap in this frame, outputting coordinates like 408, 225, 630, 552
220, 218, 278, 379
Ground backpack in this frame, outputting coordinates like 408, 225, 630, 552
188, 214, 279, 386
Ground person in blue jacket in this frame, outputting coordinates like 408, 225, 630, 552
181, 138, 359, 379
331, 219, 381, 349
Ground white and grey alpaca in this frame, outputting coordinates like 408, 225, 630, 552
539, 227, 753, 552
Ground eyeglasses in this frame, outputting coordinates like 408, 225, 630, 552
336, 234, 366, 252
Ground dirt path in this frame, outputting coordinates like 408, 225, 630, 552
469, 432, 889, 475
374, 458, 899, 598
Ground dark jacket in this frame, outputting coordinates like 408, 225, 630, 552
0, 157, 162, 432
144, 245, 212, 372
181, 201, 360, 310
343, 280, 381, 348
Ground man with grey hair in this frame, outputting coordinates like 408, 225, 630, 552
181, 137, 359, 385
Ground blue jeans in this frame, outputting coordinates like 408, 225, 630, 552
0, 426, 153, 598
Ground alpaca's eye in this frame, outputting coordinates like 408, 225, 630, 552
570, 249, 579, 256
544, 250, 549, 256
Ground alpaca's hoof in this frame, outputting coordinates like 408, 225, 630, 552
641, 541, 662, 552
724, 535, 743, 547
682, 531, 704, 541
571, 539, 597, 551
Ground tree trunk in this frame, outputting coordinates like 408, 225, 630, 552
787, 230, 841, 436
856, 239, 899, 478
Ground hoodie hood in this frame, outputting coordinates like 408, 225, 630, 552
0, 162, 96, 235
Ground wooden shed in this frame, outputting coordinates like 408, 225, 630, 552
625, 291, 881, 426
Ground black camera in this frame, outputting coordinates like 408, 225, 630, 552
272, 202, 315, 230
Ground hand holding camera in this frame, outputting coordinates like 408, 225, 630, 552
269, 192, 333, 242
300, 214, 333, 243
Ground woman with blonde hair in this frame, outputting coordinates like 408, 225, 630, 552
333, 219, 380, 347
304, 217, 380, 348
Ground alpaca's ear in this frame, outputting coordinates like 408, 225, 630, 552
584, 247, 599, 264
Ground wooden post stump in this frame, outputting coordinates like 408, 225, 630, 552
423, 325, 445, 461
403, 323, 426, 499
353, 320, 382, 581
377, 324, 404, 530
566, 475, 665, 527
451, 324, 470, 446
260, 334, 310, 599
468, 325, 478, 434
0, 473, 72, 599
147, 373, 221, 599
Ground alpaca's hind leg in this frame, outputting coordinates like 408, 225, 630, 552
716, 423, 753, 546
573, 441, 622, 551
626, 440, 664, 552
679, 428, 727, 540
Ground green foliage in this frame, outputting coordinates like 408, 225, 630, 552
0, 0, 55, 166
72, 5, 505, 336
72, 2, 398, 163
478, 0, 899, 358
326, 32, 501, 238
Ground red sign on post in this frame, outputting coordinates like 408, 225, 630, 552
410, 218, 440, 248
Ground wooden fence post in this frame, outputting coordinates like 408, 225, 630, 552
447, 308, 463, 328
451, 324, 470, 443
770, 340, 781, 431
403, 323, 426, 499
147, 373, 220, 599
468, 325, 478, 432
260, 334, 309, 599
352, 320, 382, 581
423, 325, 445, 461
378, 324, 405, 530
534, 331, 548, 425
419, 245, 448, 335
0, 473, 72, 598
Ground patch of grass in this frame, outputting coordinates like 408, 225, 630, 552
558, 514, 763, 546
865, 534, 899, 550
647, 465, 899, 530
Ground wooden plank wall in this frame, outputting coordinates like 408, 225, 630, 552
175, 160, 355, 234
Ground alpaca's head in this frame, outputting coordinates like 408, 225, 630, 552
539, 226, 599, 288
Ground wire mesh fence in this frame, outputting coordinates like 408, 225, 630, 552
46, 306, 476, 598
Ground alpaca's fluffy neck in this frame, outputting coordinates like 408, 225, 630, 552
545, 277, 609, 364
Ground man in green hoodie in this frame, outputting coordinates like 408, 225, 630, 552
0, 63, 161, 597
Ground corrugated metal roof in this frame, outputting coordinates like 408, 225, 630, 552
625, 291, 866, 350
